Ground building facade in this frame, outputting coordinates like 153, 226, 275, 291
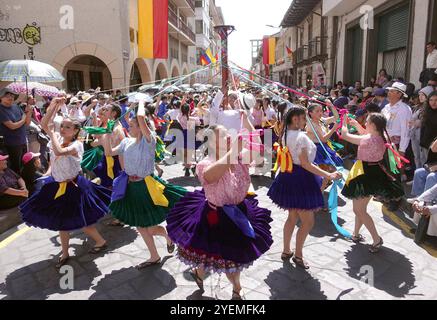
0, 0, 199, 93
281, 0, 337, 89
188, 0, 224, 85
323, 0, 437, 88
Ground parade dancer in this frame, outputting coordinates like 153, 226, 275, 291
268, 106, 341, 269
306, 102, 342, 191
19, 97, 111, 269
92, 103, 125, 189
166, 122, 273, 300
177, 103, 200, 177
341, 113, 404, 252
101, 100, 187, 268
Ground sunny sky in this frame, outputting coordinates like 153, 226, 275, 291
215, 0, 293, 69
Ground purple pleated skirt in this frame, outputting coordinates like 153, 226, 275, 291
19, 175, 111, 231
93, 155, 122, 188
166, 190, 273, 273
268, 164, 324, 211
314, 143, 343, 167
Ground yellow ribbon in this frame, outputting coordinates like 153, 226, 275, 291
327, 140, 335, 151
273, 146, 293, 173
144, 176, 169, 207
345, 160, 365, 186
165, 120, 173, 137
106, 156, 115, 180
54, 182, 67, 200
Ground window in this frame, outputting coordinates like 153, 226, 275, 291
170, 36, 179, 60
195, 0, 203, 8
195, 20, 203, 34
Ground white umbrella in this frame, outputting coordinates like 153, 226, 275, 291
127, 92, 153, 103
0, 59, 64, 82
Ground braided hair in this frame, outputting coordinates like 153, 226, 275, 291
281, 106, 306, 148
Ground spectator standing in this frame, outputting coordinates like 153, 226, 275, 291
381, 82, 413, 182
0, 88, 31, 173
420, 42, 437, 88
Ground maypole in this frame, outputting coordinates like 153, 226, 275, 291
214, 25, 235, 107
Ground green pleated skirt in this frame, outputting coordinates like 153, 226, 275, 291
109, 175, 187, 227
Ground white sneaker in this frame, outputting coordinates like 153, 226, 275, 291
406, 198, 418, 204
405, 180, 414, 186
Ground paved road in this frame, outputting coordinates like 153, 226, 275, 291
1, 163, 437, 300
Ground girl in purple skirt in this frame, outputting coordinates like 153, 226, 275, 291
19, 97, 111, 269
268, 106, 342, 269
166, 120, 273, 300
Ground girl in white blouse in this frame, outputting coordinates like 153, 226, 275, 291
20, 97, 111, 269
268, 106, 341, 269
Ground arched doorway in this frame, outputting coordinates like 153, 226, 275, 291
155, 63, 168, 81
171, 67, 180, 78
64, 55, 112, 93
130, 58, 152, 92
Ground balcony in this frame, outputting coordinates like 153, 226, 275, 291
168, 9, 196, 46
308, 37, 328, 58
294, 46, 308, 64
173, 0, 195, 17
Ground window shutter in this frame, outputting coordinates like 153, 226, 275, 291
378, 5, 409, 52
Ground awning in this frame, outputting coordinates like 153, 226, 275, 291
280, 0, 321, 27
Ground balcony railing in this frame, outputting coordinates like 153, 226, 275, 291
308, 36, 328, 58
168, 8, 196, 43
169, 9, 179, 27
179, 20, 196, 42
295, 46, 308, 64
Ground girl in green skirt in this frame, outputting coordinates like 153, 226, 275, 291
101, 100, 187, 268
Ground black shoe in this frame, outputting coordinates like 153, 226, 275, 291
191, 166, 197, 176
184, 168, 190, 177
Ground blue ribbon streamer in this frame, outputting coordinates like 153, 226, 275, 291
228, 64, 352, 239
328, 179, 352, 238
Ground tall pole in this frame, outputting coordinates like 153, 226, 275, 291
214, 25, 235, 107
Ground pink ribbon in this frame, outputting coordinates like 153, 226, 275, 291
385, 143, 410, 168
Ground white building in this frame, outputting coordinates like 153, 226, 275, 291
0, 0, 198, 92
188, 0, 224, 85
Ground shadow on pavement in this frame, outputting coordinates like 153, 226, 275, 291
167, 176, 201, 188
0, 258, 101, 300
48, 219, 139, 256
250, 176, 273, 191
89, 264, 176, 300
344, 244, 416, 298
264, 261, 327, 300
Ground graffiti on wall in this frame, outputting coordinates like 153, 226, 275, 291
0, 22, 41, 45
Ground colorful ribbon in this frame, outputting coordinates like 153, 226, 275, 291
385, 143, 410, 170
345, 160, 365, 186
54, 182, 67, 199
273, 146, 293, 173
144, 176, 169, 207
328, 179, 352, 239
106, 156, 115, 180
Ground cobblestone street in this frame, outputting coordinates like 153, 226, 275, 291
1, 164, 437, 300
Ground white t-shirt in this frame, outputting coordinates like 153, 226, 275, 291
167, 109, 181, 121
426, 49, 437, 69
49, 136, 84, 182
283, 130, 317, 165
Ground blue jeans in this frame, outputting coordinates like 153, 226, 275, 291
411, 168, 437, 196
